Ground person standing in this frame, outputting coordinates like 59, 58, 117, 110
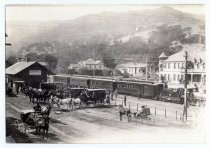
138, 92, 141, 101
115, 90, 118, 98
124, 96, 127, 106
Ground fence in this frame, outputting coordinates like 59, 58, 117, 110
111, 98, 185, 121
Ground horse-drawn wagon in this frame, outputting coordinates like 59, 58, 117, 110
80, 89, 107, 106
15, 106, 50, 139
119, 105, 155, 124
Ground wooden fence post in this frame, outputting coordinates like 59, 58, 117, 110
155, 107, 156, 116
165, 109, 167, 118
129, 102, 130, 110
137, 103, 138, 111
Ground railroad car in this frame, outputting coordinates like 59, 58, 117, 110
69, 76, 89, 88
89, 78, 117, 92
52, 75, 70, 85
117, 81, 164, 99
117, 81, 144, 97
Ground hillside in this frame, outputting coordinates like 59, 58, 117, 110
6, 6, 205, 71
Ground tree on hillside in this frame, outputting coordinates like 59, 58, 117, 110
101, 51, 116, 69
45, 55, 57, 72
7, 56, 17, 65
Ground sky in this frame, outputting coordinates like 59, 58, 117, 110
6, 4, 205, 21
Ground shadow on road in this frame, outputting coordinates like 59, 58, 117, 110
6, 117, 33, 143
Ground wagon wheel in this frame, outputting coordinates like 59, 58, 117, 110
127, 113, 132, 122
14, 120, 20, 129
145, 114, 155, 124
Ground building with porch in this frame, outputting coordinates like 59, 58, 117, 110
78, 58, 106, 70
159, 44, 205, 90
116, 62, 147, 77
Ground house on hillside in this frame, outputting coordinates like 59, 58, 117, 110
159, 44, 205, 90
69, 59, 106, 70
116, 62, 147, 77
79, 59, 106, 70
68, 63, 80, 70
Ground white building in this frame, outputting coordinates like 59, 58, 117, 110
159, 44, 205, 89
78, 59, 106, 70
116, 62, 146, 76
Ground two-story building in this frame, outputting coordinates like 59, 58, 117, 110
71, 59, 106, 70
116, 62, 146, 76
159, 44, 205, 89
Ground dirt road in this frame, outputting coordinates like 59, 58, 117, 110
5, 94, 206, 143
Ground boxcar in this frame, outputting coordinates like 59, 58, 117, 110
69, 76, 89, 88
89, 78, 117, 91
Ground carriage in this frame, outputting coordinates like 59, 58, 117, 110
15, 107, 50, 139
76, 88, 107, 106
68, 88, 85, 98
119, 105, 155, 124
85, 89, 106, 104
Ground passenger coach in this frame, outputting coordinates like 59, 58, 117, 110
117, 81, 163, 99
89, 78, 117, 91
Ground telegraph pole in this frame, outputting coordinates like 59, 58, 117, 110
183, 51, 188, 122
146, 57, 148, 80
93, 48, 95, 76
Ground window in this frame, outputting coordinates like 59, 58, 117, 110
168, 74, 170, 81
174, 63, 176, 69
178, 63, 180, 69
168, 63, 170, 69
177, 75, 180, 81
181, 75, 184, 80
173, 74, 176, 81
182, 63, 184, 68
197, 63, 200, 69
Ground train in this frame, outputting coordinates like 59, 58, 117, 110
46, 74, 164, 99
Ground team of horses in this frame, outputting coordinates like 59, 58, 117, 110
21, 85, 111, 110
20, 86, 111, 139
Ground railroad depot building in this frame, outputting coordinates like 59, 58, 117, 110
6, 61, 53, 88
158, 44, 206, 90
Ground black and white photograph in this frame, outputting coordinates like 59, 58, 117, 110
4, 3, 207, 144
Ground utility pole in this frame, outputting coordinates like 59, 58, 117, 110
93, 48, 95, 76
183, 51, 188, 122
146, 57, 148, 80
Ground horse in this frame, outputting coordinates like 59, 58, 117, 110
104, 94, 111, 105
58, 98, 72, 109
119, 105, 132, 122
41, 105, 52, 115
49, 95, 72, 109
49, 95, 61, 109
36, 115, 50, 139
71, 98, 81, 109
